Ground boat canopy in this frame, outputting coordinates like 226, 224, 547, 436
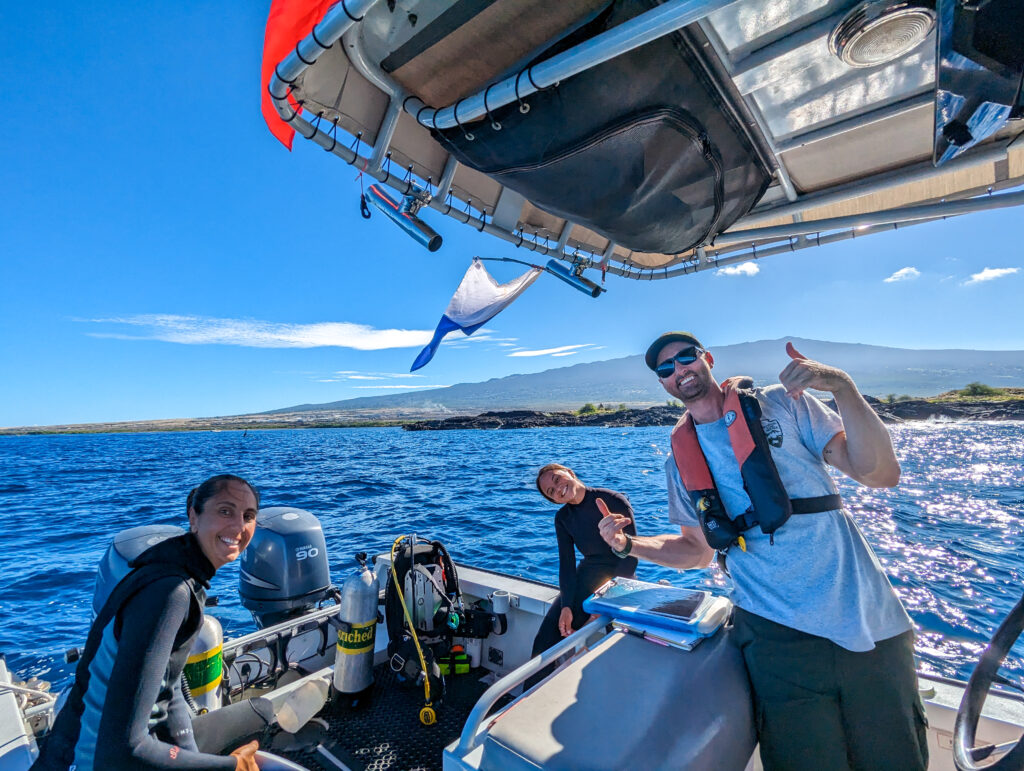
263, 0, 1024, 281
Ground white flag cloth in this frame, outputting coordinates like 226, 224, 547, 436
411, 258, 542, 371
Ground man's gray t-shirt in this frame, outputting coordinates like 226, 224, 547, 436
666, 384, 911, 651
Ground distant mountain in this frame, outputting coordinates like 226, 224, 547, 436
267, 338, 1024, 416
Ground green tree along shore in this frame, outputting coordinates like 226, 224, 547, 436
933, 384, 1024, 401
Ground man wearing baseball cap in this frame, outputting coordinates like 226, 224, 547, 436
597, 332, 927, 771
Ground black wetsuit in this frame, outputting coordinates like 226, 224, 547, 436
33, 534, 236, 770
531, 487, 638, 659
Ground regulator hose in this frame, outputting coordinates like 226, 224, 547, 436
180, 672, 202, 715
390, 535, 436, 725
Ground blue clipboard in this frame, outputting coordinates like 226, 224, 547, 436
582, 577, 730, 638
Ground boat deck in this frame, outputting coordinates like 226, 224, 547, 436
278, 664, 493, 771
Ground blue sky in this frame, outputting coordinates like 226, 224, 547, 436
1, 1, 1021, 427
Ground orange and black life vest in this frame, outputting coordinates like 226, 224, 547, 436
671, 377, 841, 552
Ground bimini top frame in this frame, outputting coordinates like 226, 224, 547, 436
268, 0, 1024, 282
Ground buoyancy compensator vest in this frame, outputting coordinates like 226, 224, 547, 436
671, 378, 842, 553
385, 539, 464, 647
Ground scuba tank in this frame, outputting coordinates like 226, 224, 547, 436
183, 614, 223, 713
331, 553, 379, 695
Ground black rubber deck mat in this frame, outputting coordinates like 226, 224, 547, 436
278, 665, 492, 771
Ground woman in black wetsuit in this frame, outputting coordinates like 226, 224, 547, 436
34, 475, 262, 771
529, 464, 638, 662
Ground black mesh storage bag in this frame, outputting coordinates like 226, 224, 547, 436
432, 0, 772, 255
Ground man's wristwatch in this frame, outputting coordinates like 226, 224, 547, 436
612, 533, 633, 558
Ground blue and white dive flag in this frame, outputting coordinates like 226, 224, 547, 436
411, 258, 542, 371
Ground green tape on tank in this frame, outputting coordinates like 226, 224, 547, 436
184, 645, 223, 696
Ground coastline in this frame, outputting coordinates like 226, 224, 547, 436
402, 397, 1024, 431
4, 396, 1022, 437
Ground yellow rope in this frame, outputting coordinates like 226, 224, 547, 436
390, 535, 432, 706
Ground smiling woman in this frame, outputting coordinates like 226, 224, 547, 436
525, 463, 638, 689
32, 475, 264, 771
187, 476, 259, 569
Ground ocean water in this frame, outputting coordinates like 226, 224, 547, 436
1, 422, 1022, 689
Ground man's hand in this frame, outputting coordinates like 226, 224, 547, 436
779, 341, 853, 400
231, 740, 260, 771
558, 606, 574, 637
781, 342, 900, 487
596, 497, 630, 551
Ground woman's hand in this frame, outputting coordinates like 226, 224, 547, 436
561, 606, 577, 634
558, 606, 574, 637
231, 740, 260, 771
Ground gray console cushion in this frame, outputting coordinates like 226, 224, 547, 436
480, 628, 755, 770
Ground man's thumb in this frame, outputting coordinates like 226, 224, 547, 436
596, 498, 611, 517
786, 341, 806, 361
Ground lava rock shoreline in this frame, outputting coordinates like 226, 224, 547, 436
402, 398, 1024, 431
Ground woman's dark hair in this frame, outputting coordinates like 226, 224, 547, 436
187, 474, 260, 516
535, 463, 577, 503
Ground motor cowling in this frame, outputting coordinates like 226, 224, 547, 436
331, 554, 379, 695
239, 507, 332, 628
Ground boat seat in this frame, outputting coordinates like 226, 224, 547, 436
479, 628, 755, 771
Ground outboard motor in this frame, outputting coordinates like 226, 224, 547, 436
239, 507, 332, 628
331, 553, 379, 696
92, 525, 184, 617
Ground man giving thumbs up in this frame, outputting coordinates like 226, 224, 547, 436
596, 332, 927, 771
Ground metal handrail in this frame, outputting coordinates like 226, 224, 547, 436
454, 615, 611, 757
714, 188, 1024, 248
268, 0, 382, 99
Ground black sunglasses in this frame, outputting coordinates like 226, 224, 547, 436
655, 347, 704, 379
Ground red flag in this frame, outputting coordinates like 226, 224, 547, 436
261, 0, 336, 149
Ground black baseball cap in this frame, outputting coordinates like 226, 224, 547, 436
644, 331, 704, 371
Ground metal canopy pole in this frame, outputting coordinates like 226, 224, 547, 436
696, 20, 801, 203
714, 189, 1024, 248
737, 143, 1012, 227
403, 0, 740, 130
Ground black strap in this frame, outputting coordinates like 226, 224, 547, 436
790, 493, 842, 515
733, 494, 842, 531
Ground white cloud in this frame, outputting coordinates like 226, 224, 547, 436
964, 267, 1019, 285
551, 351, 579, 357
716, 262, 759, 277
508, 344, 596, 357
83, 314, 432, 350
884, 267, 920, 283
336, 371, 424, 379
440, 333, 519, 346
353, 384, 450, 389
